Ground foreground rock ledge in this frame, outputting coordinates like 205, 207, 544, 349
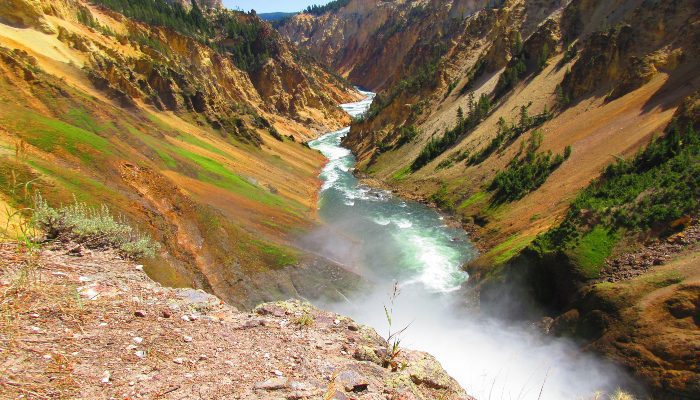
0, 244, 472, 399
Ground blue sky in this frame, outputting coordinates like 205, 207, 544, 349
223, 0, 333, 13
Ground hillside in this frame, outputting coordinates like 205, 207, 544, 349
0, 0, 367, 310
278, 0, 700, 396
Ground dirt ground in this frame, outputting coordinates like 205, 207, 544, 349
0, 243, 470, 400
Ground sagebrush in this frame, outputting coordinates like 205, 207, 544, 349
33, 195, 159, 259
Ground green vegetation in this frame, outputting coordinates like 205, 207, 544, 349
9, 109, 114, 164
468, 103, 552, 165
489, 129, 570, 203
292, 311, 315, 327
303, 0, 350, 15
177, 133, 229, 157
252, 239, 298, 268
170, 147, 294, 210
92, 0, 276, 72
488, 233, 535, 265
495, 32, 526, 96
33, 195, 159, 259
569, 226, 617, 278
394, 125, 419, 148
93, 0, 209, 38
430, 184, 455, 211
412, 94, 492, 171
458, 191, 487, 209
532, 121, 699, 278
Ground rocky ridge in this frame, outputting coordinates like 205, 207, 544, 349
0, 243, 470, 399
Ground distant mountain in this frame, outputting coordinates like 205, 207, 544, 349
259, 11, 297, 21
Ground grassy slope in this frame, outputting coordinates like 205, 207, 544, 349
0, 0, 355, 307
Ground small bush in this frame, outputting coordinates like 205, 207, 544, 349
293, 312, 315, 328
33, 196, 159, 259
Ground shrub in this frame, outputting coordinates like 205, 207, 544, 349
33, 196, 160, 259
468, 104, 552, 166
488, 129, 569, 202
412, 94, 492, 170
532, 120, 699, 259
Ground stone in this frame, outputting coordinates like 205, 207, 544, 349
337, 369, 369, 392
254, 377, 288, 390
134, 310, 146, 318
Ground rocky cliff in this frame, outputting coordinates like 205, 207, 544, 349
0, 0, 364, 310
278, 0, 700, 396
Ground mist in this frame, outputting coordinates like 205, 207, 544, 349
321, 278, 634, 399
302, 92, 638, 399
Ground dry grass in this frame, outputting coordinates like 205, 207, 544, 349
0, 244, 86, 398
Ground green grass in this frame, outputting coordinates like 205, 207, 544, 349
488, 233, 535, 265
391, 166, 411, 182
27, 160, 110, 201
171, 147, 302, 213
252, 239, 299, 269
9, 110, 114, 163
458, 191, 487, 209
125, 124, 179, 169
177, 133, 230, 157
642, 270, 684, 288
568, 226, 618, 279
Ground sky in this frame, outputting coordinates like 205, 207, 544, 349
223, 0, 333, 13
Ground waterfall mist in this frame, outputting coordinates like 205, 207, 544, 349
303, 91, 640, 399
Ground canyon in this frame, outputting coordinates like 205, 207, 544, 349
279, 0, 699, 398
0, 0, 698, 399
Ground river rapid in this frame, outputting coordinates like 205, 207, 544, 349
306, 91, 631, 399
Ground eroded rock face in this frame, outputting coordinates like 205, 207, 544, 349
279, 0, 496, 91
0, 0, 55, 33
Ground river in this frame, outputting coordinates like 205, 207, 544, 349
307, 90, 630, 399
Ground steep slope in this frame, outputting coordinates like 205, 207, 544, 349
0, 0, 364, 309
278, 0, 700, 396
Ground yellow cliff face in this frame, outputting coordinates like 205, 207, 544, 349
0, 0, 362, 308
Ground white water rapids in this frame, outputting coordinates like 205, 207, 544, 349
305, 90, 634, 399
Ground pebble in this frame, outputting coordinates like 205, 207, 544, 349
133, 337, 144, 344
101, 370, 111, 384
161, 310, 172, 318
173, 357, 185, 365
273, 370, 283, 377
254, 377, 288, 390
183, 335, 193, 343
135, 350, 146, 358
134, 310, 146, 318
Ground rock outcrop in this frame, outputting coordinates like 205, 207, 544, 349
0, 243, 472, 399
